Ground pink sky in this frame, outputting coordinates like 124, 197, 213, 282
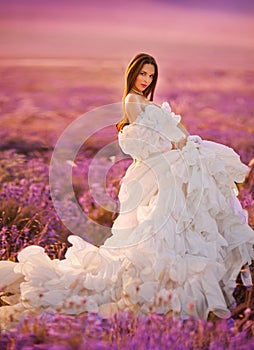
0, 0, 253, 70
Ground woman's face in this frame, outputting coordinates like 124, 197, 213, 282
133, 63, 155, 92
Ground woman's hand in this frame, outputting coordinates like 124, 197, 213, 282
187, 135, 202, 145
172, 137, 187, 150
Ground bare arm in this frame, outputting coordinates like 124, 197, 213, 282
178, 121, 189, 138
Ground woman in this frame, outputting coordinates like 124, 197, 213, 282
0, 53, 253, 325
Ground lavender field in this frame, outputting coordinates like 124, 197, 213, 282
0, 0, 254, 348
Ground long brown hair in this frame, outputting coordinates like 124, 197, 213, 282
116, 53, 158, 132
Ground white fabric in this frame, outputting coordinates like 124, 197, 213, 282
1, 101, 254, 326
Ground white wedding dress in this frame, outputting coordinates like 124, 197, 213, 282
1, 102, 254, 326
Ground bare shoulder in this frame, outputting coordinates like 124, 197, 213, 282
125, 93, 143, 103
125, 93, 149, 108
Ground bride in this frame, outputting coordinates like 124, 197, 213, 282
1, 53, 253, 325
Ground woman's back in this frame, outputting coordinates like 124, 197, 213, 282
124, 93, 151, 124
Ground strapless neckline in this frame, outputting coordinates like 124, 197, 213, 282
140, 102, 161, 114
141, 102, 161, 110
135, 103, 161, 123
148, 102, 161, 108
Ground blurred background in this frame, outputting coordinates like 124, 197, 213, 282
0, 0, 254, 67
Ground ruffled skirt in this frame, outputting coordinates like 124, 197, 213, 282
1, 139, 254, 326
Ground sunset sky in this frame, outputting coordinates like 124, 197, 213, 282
0, 0, 253, 71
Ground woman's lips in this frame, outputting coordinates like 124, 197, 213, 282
141, 84, 147, 88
